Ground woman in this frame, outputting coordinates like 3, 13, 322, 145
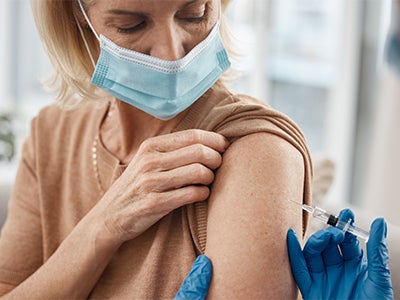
0, 0, 312, 298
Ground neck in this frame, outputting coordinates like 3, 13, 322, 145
100, 99, 186, 164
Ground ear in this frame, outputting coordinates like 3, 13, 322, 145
73, 0, 90, 30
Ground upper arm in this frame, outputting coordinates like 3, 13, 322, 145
205, 132, 304, 299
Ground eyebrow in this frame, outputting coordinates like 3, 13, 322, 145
181, 0, 201, 8
105, 9, 148, 18
105, 0, 202, 17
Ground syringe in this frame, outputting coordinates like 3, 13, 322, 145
292, 202, 370, 242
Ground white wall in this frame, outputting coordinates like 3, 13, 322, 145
362, 68, 400, 226
0, 1, 12, 111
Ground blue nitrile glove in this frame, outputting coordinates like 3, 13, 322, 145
173, 254, 212, 300
287, 208, 394, 300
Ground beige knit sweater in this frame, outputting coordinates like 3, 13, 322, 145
0, 81, 312, 298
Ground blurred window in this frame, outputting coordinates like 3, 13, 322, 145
226, 0, 388, 205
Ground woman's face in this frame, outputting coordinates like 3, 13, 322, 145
86, 0, 220, 61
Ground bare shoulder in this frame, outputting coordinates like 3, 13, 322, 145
224, 132, 304, 175
205, 132, 304, 299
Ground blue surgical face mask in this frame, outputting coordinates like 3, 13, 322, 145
76, 0, 231, 120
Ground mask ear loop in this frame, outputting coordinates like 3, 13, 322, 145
76, 0, 100, 40
214, 2, 222, 33
75, 0, 99, 69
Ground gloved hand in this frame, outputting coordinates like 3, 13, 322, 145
287, 208, 394, 300
173, 254, 212, 300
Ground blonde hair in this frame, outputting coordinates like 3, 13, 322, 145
30, 0, 235, 108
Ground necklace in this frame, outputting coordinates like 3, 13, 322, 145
92, 136, 105, 194
92, 103, 113, 194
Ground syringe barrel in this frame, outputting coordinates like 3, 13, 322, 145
312, 206, 338, 225
312, 207, 370, 241
336, 220, 370, 241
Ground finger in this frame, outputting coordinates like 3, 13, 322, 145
339, 208, 355, 240
173, 255, 212, 300
155, 144, 223, 171
366, 218, 392, 286
303, 229, 341, 273
155, 185, 211, 212
143, 163, 215, 192
142, 129, 230, 153
102, 184, 211, 242
321, 227, 345, 267
286, 229, 312, 294
338, 209, 363, 261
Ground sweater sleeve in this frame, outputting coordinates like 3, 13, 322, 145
0, 117, 43, 286
178, 90, 313, 245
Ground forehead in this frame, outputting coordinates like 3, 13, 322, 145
89, 0, 212, 13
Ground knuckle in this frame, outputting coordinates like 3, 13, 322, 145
187, 129, 203, 142
141, 193, 160, 212
139, 138, 155, 152
185, 186, 210, 202
192, 163, 214, 184
136, 173, 158, 191
134, 159, 147, 174
135, 150, 165, 172
194, 144, 209, 159
193, 145, 221, 168
191, 163, 205, 176
139, 155, 160, 172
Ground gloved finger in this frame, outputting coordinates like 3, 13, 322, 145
321, 227, 345, 266
287, 229, 312, 294
366, 218, 392, 287
338, 208, 362, 261
303, 229, 339, 273
173, 255, 212, 300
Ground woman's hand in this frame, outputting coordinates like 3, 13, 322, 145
90, 129, 229, 244
0, 130, 228, 300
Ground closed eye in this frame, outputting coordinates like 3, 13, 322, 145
184, 15, 206, 23
117, 21, 146, 34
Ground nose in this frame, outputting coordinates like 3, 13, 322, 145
148, 26, 186, 61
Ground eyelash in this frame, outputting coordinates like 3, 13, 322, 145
116, 13, 207, 34
117, 21, 146, 34
185, 15, 207, 23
